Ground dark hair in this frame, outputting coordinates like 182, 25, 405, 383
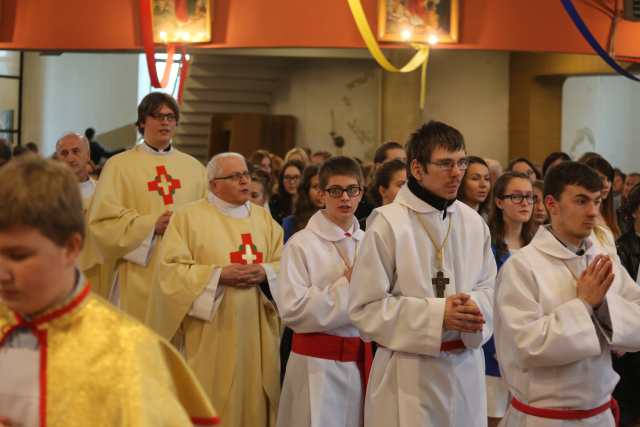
25, 142, 39, 153
367, 159, 406, 208
489, 172, 536, 259
458, 156, 491, 218
84, 127, 96, 140
0, 156, 85, 246
135, 92, 180, 134
579, 154, 620, 237
406, 121, 465, 175
318, 156, 364, 189
578, 152, 601, 163
293, 165, 322, 233
0, 139, 11, 162
507, 157, 542, 180
274, 160, 305, 218
312, 151, 332, 163
373, 141, 404, 165
614, 168, 626, 182
249, 149, 272, 168
544, 161, 603, 200
533, 179, 544, 193
12, 145, 28, 157
622, 184, 640, 223
250, 168, 272, 199
542, 152, 571, 176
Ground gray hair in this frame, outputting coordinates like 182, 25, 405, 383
206, 152, 247, 182
55, 132, 90, 153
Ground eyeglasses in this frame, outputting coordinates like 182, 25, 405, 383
150, 113, 177, 122
283, 175, 301, 182
214, 171, 251, 182
428, 158, 469, 171
500, 193, 538, 205
324, 185, 362, 199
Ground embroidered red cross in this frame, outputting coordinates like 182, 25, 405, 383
229, 233, 263, 265
147, 165, 182, 205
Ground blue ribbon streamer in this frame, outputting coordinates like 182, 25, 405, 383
561, 0, 640, 82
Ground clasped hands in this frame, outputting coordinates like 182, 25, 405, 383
443, 293, 485, 333
577, 254, 614, 309
219, 263, 267, 287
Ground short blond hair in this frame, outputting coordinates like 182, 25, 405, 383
0, 156, 84, 246
284, 147, 309, 166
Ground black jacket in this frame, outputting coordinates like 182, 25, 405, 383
616, 231, 640, 281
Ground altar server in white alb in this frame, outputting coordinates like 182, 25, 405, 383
349, 121, 496, 427
274, 156, 372, 427
495, 161, 640, 427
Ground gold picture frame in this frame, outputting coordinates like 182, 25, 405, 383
151, 0, 212, 44
378, 0, 459, 44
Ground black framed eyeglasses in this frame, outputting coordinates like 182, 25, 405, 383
324, 185, 362, 199
500, 193, 537, 205
150, 112, 177, 122
283, 174, 301, 182
428, 158, 469, 171
214, 171, 251, 182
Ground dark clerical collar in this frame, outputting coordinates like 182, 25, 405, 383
144, 141, 172, 152
407, 176, 455, 219
547, 226, 586, 256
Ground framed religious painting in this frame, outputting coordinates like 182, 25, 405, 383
378, 0, 459, 44
150, 0, 212, 43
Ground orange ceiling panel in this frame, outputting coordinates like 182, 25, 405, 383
1, 0, 639, 56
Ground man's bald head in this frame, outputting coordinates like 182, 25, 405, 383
55, 133, 91, 182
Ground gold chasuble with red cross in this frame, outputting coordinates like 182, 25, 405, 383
88, 144, 207, 321
146, 198, 283, 427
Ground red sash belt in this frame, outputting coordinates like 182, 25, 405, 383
291, 332, 373, 393
511, 397, 620, 426
440, 339, 465, 352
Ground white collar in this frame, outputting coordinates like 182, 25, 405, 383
207, 191, 251, 219
532, 225, 596, 260
78, 178, 96, 199
138, 140, 173, 156
393, 184, 458, 215
306, 210, 364, 242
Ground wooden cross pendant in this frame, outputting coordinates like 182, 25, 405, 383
432, 271, 449, 298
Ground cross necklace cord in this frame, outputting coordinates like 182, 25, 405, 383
332, 238, 359, 269
414, 212, 453, 298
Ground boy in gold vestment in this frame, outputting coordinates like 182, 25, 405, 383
0, 157, 218, 427
88, 93, 208, 321
147, 152, 283, 427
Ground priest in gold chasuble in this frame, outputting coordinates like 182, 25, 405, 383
55, 132, 115, 299
88, 93, 207, 320
147, 152, 283, 427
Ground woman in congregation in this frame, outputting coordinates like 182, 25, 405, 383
249, 168, 272, 212
579, 153, 621, 254
250, 149, 273, 176
281, 164, 324, 243
531, 179, 548, 232
614, 183, 640, 427
507, 157, 542, 182
283, 147, 309, 167
457, 156, 492, 222
541, 151, 571, 177
360, 158, 407, 229
269, 159, 304, 224
485, 171, 537, 427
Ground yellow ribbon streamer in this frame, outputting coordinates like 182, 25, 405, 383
347, 0, 431, 109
